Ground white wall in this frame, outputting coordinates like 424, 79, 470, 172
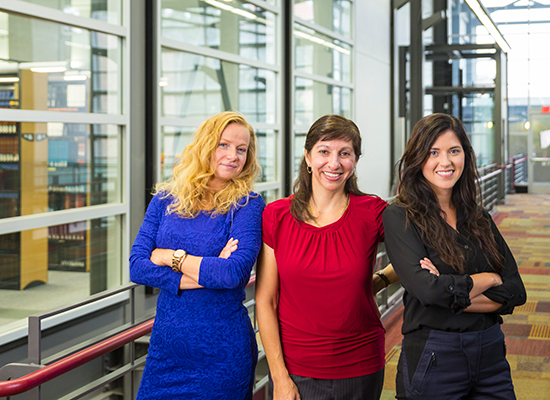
354, 0, 392, 199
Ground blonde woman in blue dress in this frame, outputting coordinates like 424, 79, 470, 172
130, 111, 265, 399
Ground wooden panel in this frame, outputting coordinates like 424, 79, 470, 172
18, 70, 48, 289
20, 228, 48, 289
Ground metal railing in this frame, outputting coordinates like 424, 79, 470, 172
0, 278, 259, 399
374, 249, 404, 323
478, 163, 501, 212
508, 154, 528, 192
476, 154, 528, 212
0, 283, 148, 399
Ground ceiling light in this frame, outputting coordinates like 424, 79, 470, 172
0, 77, 19, 83
201, 0, 267, 24
19, 61, 68, 72
30, 67, 67, 73
294, 30, 351, 55
465, 0, 511, 53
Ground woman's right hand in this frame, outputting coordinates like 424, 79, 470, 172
488, 272, 503, 287
273, 376, 301, 400
218, 237, 239, 259
420, 257, 440, 276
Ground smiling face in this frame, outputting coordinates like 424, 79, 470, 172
421, 129, 465, 198
210, 122, 250, 191
305, 138, 358, 195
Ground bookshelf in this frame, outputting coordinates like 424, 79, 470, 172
0, 76, 22, 289
0, 71, 99, 289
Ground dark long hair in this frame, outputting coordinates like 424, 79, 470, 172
396, 113, 504, 273
291, 115, 366, 222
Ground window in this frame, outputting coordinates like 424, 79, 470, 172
292, 0, 353, 177
0, 3, 127, 337
158, 0, 282, 200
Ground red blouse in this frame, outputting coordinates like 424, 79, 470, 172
262, 194, 387, 379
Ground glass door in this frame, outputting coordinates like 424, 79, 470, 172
528, 112, 550, 193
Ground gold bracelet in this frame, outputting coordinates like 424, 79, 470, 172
375, 271, 391, 288
172, 249, 187, 272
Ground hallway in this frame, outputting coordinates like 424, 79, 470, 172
381, 194, 550, 400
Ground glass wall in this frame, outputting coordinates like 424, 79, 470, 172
161, 0, 276, 64
160, 50, 277, 123
292, 0, 353, 175
158, 0, 282, 199
485, 1, 550, 161
16, 0, 121, 24
443, 1, 500, 167
0, 2, 127, 336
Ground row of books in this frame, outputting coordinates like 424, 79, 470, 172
0, 122, 17, 134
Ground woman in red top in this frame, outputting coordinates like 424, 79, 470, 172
256, 115, 397, 400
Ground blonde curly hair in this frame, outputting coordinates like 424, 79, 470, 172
155, 111, 260, 217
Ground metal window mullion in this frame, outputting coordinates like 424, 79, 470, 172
249, 122, 282, 131
156, 0, 164, 185
275, 3, 285, 198
0, 109, 126, 125
254, 181, 280, 191
160, 38, 281, 73
159, 118, 280, 132
244, 0, 281, 15
121, 0, 132, 285
294, 71, 354, 89
0, 0, 127, 37
0, 204, 128, 236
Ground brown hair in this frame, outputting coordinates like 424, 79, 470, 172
291, 114, 366, 222
396, 113, 504, 272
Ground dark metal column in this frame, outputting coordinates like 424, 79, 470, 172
283, 0, 293, 197
432, 0, 451, 114
409, 0, 424, 127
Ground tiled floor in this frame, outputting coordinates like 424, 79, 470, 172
381, 194, 550, 400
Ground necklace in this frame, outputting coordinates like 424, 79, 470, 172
308, 194, 349, 227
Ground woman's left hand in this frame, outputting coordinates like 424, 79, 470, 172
218, 238, 239, 259
420, 257, 440, 276
150, 248, 174, 266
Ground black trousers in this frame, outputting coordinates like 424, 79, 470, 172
396, 323, 516, 400
268, 367, 384, 400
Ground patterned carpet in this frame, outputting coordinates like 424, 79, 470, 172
381, 194, 550, 400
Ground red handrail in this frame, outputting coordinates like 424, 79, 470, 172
0, 275, 257, 397
0, 319, 154, 396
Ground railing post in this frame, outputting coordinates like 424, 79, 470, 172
28, 316, 42, 365
511, 156, 516, 192
28, 316, 43, 400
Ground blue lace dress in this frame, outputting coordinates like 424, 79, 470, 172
129, 193, 265, 399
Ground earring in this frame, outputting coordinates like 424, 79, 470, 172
307, 165, 312, 174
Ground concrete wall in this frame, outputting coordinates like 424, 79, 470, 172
354, 0, 393, 199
